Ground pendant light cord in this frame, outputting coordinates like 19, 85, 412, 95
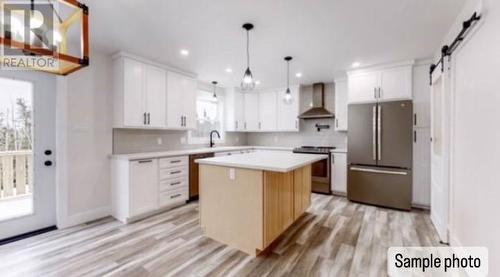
287, 59, 290, 90
246, 31, 250, 68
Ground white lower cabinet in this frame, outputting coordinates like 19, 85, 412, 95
331, 152, 347, 195
112, 155, 188, 223
129, 159, 159, 217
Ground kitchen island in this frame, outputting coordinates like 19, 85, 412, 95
196, 151, 327, 256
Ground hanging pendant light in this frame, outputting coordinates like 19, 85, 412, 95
211, 81, 218, 102
283, 56, 293, 103
241, 23, 255, 91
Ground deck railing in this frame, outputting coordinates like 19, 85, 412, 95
0, 150, 33, 199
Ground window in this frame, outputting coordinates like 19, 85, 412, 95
188, 89, 224, 144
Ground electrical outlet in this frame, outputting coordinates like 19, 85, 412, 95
180, 137, 186, 144
229, 168, 236, 180
157, 137, 163, 145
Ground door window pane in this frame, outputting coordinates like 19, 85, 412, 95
0, 77, 33, 221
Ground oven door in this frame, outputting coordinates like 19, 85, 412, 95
311, 157, 331, 194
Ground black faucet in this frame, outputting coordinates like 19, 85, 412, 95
209, 130, 221, 148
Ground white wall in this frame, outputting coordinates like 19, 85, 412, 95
438, 0, 500, 275
56, 50, 113, 228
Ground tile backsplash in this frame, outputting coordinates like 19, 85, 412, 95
113, 129, 247, 154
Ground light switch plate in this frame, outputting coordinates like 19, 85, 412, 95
157, 137, 163, 145
229, 168, 236, 180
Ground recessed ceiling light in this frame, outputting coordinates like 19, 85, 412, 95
180, 49, 189, 56
255, 80, 261, 85
225, 68, 233, 73
352, 62, 361, 68
295, 72, 302, 78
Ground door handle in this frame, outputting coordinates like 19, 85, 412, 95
350, 166, 408, 175
372, 106, 377, 160
170, 170, 181, 175
147, 113, 151, 125
377, 105, 382, 161
143, 112, 147, 125
170, 181, 181, 186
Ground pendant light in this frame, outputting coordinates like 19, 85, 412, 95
211, 81, 218, 102
241, 23, 255, 91
283, 56, 293, 103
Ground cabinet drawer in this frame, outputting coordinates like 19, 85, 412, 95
159, 188, 188, 207
159, 177, 188, 192
159, 166, 188, 180
159, 156, 188, 169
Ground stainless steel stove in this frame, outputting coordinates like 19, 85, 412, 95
293, 146, 335, 194
292, 146, 335, 154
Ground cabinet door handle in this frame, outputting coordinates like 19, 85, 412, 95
336, 119, 339, 128
170, 194, 182, 199
138, 159, 153, 164
414, 114, 417, 126
143, 112, 147, 125
170, 170, 181, 175
374, 87, 377, 99
170, 181, 181, 186
295, 120, 298, 129
414, 130, 417, 143
258, 122, 261, 129
147, 113, 151, 125
378, 87, 382, 99
244, 122, 247, 130
170, 160, 181, 164
235, 121, 238, 130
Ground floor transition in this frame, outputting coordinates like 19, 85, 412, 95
0, 194, 441, 276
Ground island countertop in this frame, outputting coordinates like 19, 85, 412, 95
195, 151, 327, 172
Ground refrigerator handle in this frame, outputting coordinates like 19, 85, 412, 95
377, 105, 382, 161
372, 106, 377, 160
350, 166, 408, 176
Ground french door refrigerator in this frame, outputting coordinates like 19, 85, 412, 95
347, 100, 413, 210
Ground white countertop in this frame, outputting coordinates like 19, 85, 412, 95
195, 151, 327, 172
110, 146, 294, 160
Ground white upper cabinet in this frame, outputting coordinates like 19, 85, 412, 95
258, 90, 278, 131
113, 53, 197, 130
347, 71, 379, 104
244, 93, 260, 131
277, 86, 300, 131
379, 66, 412, 101
334, 79, 348, 131
145, 65, 166, 128
114, 56, 167, 128
225, 88, 245, 132
347, 61, 414, 104
166, 71, 197, 129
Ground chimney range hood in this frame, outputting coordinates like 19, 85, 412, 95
298, 83, 335, 119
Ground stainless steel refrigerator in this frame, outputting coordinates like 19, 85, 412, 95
347, 100, 413, 210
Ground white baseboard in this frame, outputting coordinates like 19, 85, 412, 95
57, 206, 111, 229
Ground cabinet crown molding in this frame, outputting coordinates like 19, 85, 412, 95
112, 51, 197, 79
346, 59, 415, 76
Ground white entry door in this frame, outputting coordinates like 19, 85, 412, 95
0, 72, 56, 240
430, 64, 450, 243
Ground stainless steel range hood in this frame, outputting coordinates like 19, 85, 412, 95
298, 83, 334, 119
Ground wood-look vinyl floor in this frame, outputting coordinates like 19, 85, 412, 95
0, 194, 441, 277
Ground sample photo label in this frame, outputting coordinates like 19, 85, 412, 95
387, 247, 488, 276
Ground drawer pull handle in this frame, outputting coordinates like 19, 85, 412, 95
170, 171, 181, 175
170, 160, 181, 163
138, 160, 153, 164
170, 181, 181, 186
171, 194, 182, 199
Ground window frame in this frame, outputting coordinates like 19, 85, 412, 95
187, 89, 225, 145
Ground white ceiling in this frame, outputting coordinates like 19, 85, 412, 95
85, 0, 466, 88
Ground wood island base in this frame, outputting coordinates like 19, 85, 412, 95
199, 164, 312, 256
